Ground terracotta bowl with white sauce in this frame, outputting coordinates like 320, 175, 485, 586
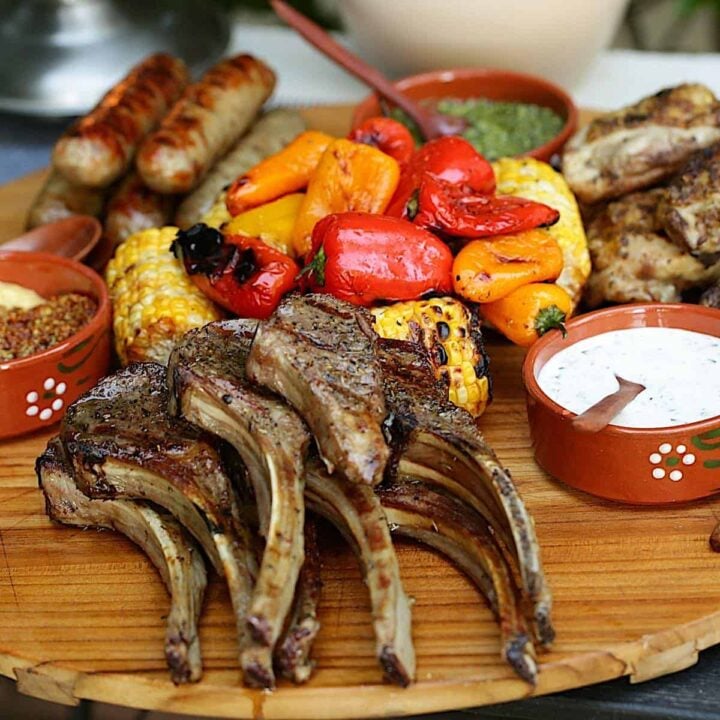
522, 303, 720, 504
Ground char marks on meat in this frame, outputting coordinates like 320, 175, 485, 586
168, 319, 309, 688
658, 141, 720, 262
305, 458, 416, 686
275, 516, 323, 684
59, 362, 257, 669
376, 335, 553, 648
584, 188, 720, 306
246, 293, 390, 486
37, 437, 207, 684
563, 83, 720, 204
378, 478, 536, 683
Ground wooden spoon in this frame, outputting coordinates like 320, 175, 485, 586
571, 375, 646, 433
1, 216, 102, 263
269, 0, 466, 140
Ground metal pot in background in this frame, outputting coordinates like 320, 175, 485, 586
0, 0, 230, 117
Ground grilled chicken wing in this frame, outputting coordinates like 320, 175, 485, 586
658, 142, 720, 261
563, 84, 720, 204
585, 189, 720, 306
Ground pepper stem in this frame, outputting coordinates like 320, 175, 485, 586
534, 304, 567, 338
298, 246, 327, 286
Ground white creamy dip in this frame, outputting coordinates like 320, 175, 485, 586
536, 327, 720, 428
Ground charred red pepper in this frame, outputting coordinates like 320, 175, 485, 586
413, 175, 560, 238
171, 223, 299, 319
301, 212, 453, 306
385, 136, 496, 218
348, 116, 415, 165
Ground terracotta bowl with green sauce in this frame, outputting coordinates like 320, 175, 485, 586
351, 67, 577, 162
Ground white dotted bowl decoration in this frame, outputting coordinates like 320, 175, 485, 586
24, 378, 67, 422
648, 442, 696, 482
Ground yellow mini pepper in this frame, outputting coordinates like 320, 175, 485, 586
224, 193, 304, 257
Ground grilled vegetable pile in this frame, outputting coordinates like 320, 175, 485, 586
106, 106, 590, 415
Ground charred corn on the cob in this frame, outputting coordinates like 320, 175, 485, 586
201, 191, 232, 229
106, 226, 222, 365
371, 297, 491, 418
492, 157, 590, 307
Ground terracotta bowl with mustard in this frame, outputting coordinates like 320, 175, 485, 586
523, 303, 720, 505
0, 251, 111, 441
351, 67, 578, 162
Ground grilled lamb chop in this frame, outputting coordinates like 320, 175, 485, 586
563, 84, 720, 204
305, 457, 416, 686
37, 437, 206, 684
59, 363, 258, 673
275, 517, 322, 684
246, 293, 390, 486
378, 478, 536, 683
584, 188, 720, 307
376, 335, 554, 648
658, 142, 720, 262
168, 319, 309, 688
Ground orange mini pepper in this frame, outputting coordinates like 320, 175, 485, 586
292, 138, 400, 258
480, 282, 573, 347
453, 229, 564, 304
225, 131, 333, 216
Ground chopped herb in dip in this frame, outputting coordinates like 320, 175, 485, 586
388, 98, 564, 160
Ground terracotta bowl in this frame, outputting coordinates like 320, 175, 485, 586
523, 303, 720, 505
351, 68, 578, 162
0, 250, 111, 441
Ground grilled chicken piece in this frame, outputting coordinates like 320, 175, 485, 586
563, 84, 720, 204
168, 319, 309, 688
38, 438, 206, 684
305, 458, 415, 686
376, 335, 553, 648
275, 517, 323, 684
658, 142, 720, 261
59, 363, 258, 673
585, 189, 720, 306
701, 279, 720, 308
378, 478, 537, 683
246, 293, 390, 486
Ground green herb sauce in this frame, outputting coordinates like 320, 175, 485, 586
389, 98, 564, 160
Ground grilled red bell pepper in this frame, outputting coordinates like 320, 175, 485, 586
348, 116, 415, 165
171, 223, 299, 319
301, 212, 453, 306
385, 136, 496, 218
413, 175, 560, 238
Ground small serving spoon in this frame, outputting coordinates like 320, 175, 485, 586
571, 375, 646, 433
1, 215, 103, 263
269, 0, 466, 140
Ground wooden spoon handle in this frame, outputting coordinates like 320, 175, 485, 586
571, 375, 646, 433
269, 0, 434, 139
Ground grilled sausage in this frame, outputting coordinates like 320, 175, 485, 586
104, 172, 176, 249
26, 171, 106, 229
175, 109, 305, 228
137, 54, 276, 195
52, 53, 189, 189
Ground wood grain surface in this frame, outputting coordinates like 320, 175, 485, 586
1, 106, 719, 720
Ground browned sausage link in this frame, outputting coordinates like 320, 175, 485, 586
26, 171, 106, 230
52, 53, 189, 189
137, 55, 276, 195
104, 172, 176, 249
175, 109, 306, 229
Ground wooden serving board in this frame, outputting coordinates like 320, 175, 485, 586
1, 106, 720, 720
